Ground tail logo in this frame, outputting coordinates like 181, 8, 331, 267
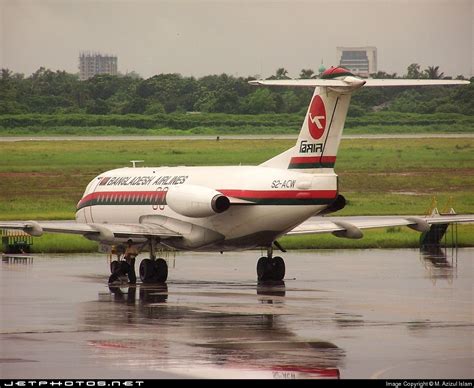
307, 95, 326, 140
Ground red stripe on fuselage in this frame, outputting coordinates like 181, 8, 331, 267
218, 189, 337, 199
77, 189, 337, 206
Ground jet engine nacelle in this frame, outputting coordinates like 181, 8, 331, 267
166, 184, 230, 218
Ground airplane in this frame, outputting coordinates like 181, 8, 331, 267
1, 66, 473, 284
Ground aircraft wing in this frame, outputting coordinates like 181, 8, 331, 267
0, 220, 182, 241
288, 215, 474, 238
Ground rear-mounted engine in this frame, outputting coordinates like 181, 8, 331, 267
166, 184, 230, 218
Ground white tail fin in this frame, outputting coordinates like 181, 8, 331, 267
255, 67, 469, 173
259, 67, 365, 173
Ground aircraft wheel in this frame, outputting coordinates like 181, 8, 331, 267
120, 261, 131, 274
108, 273, 119, 284
153, 258, 168, 283
271, 256, 286, 281
257, 256, 272, 281
257, 256, 286, 281
140, 258, 157, 283
110, 260, 120, 274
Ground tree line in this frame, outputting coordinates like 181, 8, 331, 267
1, 64, 472, 117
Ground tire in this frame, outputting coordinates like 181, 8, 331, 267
257, 256, 271, 281
271, 256, 285, 281
110, 260, 120, 274
120, 261, 131, 274
108, 273, 117, 283
154, 258, 168, 283
139, 258, 156, 283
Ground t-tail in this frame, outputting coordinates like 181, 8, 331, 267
252, 67, 469, 174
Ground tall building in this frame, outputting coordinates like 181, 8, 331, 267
79, 52, 118, 80
336, 47, 377, 78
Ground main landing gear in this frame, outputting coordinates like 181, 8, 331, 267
108, 238, 168, 284
139, 238, 168, 284
256, 246, 286, 282
139, 258, 168, 283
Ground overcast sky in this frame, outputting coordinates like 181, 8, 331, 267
1, 0, 473, 79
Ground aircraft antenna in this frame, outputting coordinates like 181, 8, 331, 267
130, 160, 144, 168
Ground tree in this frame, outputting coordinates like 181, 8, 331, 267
86, 98, 110, 114
1, 68, 13, 80
209, 90, 240, 113
240, 89, 277, 114
299, 69, 315, 79
122, 71, 142, 80
267, 67, 290, 80
121, 97, 147, 114
370, 71, 398, 79
424, 66, 444, 79
405, 63, 423, 79
280, 91, 301, 113
144, 100, 165, 114
86, 74, 123, 100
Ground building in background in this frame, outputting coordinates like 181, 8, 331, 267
336, 47, 377, 78
79, 52, 118, 80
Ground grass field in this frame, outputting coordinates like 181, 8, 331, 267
0, 137, 473, 252
1, 112, 473, 136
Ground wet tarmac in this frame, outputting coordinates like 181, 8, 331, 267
0, 248, 473, 379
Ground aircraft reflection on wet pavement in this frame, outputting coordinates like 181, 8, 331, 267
420, 246, 458, 284
85, 281, 342, 379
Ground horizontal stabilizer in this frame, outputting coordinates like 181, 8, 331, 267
248, 78, 365, 87
249, 78, 470, 88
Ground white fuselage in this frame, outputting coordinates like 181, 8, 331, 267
75, 166, 338, 251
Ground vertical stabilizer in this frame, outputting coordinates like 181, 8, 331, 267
258, 67, 365, 173
289, 85, 352, 173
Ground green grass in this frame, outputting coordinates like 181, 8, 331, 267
31, 233, 98, 253
0, 138, 472, 252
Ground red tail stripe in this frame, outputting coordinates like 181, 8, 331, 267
290, 156, 337, 164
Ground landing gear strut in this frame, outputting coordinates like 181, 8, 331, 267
139, 238, 168, 283
256, 246, 286, 281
